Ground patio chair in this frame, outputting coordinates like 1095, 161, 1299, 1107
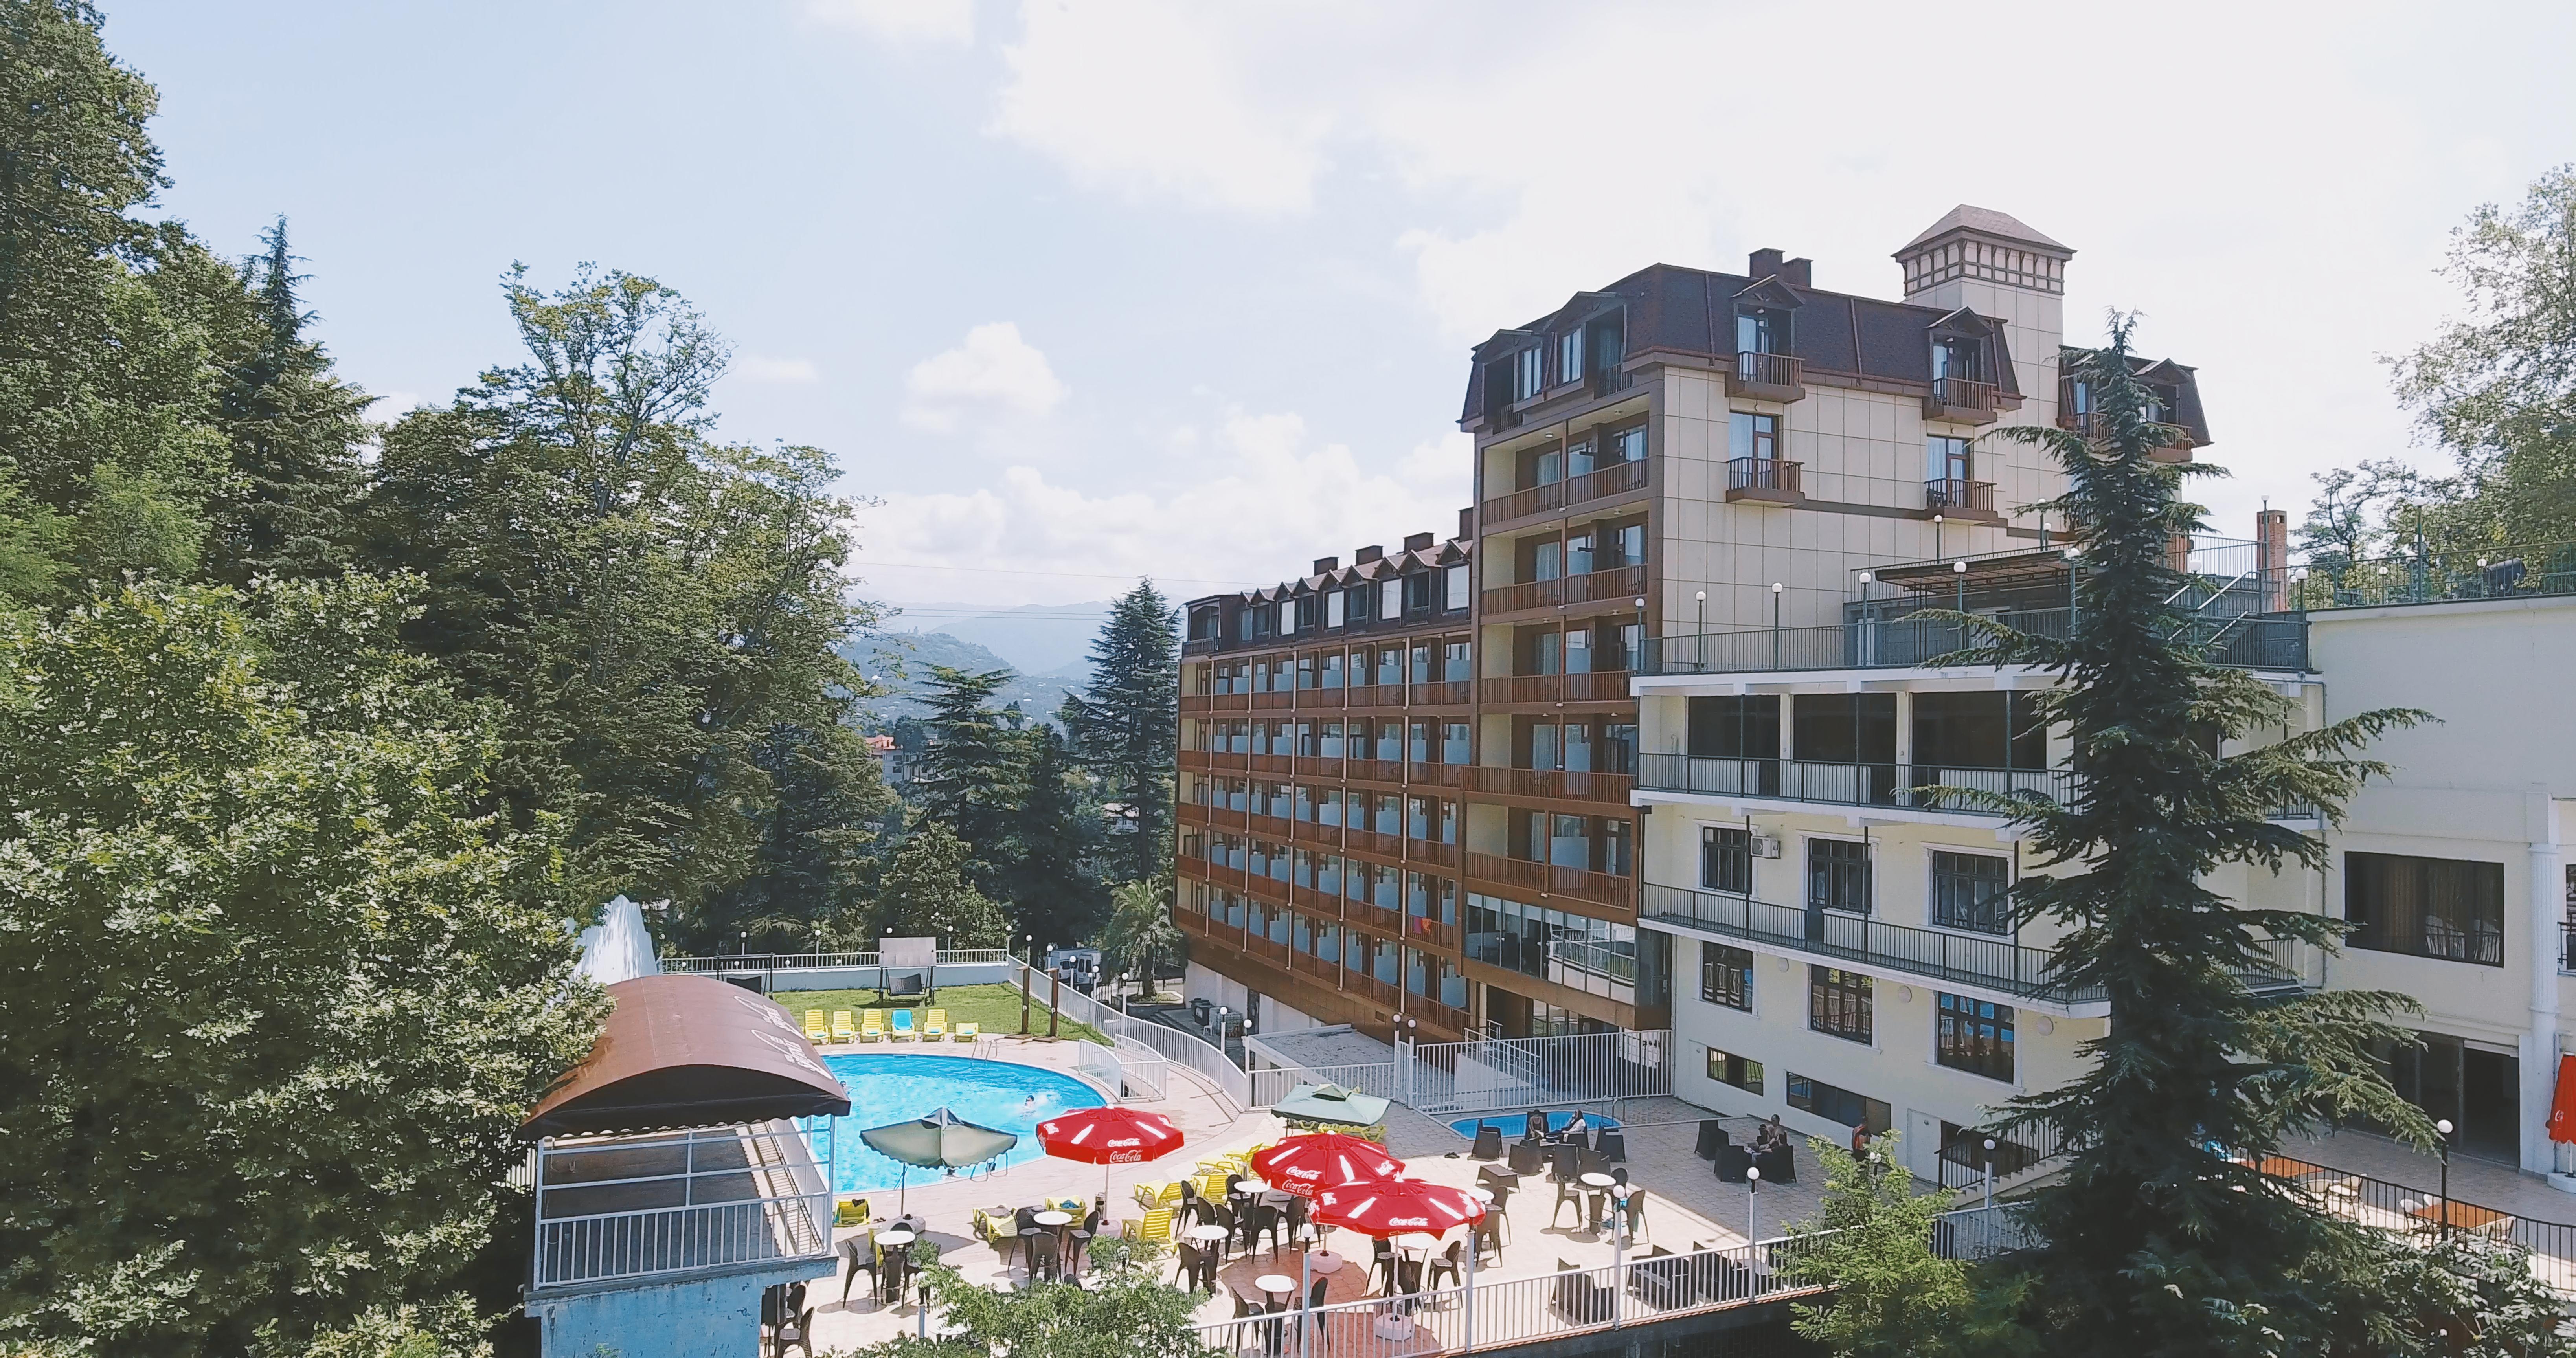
1473, 1213, 1505, 1265
889, 1009, 919, 1041
1370, 1237, 1398, 1294
1243, 1202, 1283, 1256
1175, 1239, 1206, 1288
1428, 1240, 1463, 1291
954, 1020, 979, 1043
829, 1011, 856, 1043
1135, 1207, 1175, 1243
837, 1234, 876, 1305
1549, 1143, 1580, 1183
770, 1301, 814, 1358
1507, 1140, 1544, 1176
1469, 1124, 1504, 1161
924, 1007, 949, 1041
1715, 1142, 1751, 1183
1027, 1232, 1060, 1282
1524, 1111, 1549, 1141
1551, 1175, 1585, 1228
1695, 1120, 1727, 1160
803, 1010, 829, 1044
1621, 1188, 1648, 1242
1597, 1129, 1628, 1163
1133, 1179, 1180, 1210
859, 1010, 886, 1042
1551, 1261, 1611, 1324
1576, 1147, 1611, 1178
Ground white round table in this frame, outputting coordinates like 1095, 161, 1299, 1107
1467, 1185, 1494, 1203
1393, 1231, 1442, 1254
1032, 1210, 1072, 1228
876, 1228, 917, 1247
1253, 1272, 1296, 1301
1187, 1224, 1230, 1243
1578, 1172, 1616, 1189
1237, 1178, 1271, 1195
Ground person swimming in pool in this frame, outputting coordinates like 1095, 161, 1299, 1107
1020, 1093, 1052, 1115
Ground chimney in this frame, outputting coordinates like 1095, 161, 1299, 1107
1781, 257, 1813, 288
1354, 545, 1384, 565
2256, 509, 2289, 611
1403, 532, 1435, 553
1458, 506, 1476, 541
1748, 247, 1786, 279
1311, 556, 1339, 576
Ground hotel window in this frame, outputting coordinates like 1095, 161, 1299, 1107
1699, 941, 1753, 1011
1531, 538, 1563, 582
1930, 851, 2012, 935
1729, 411, 1779, 462
1735, 308, 1777, 356
1605, 522, 1644, 570
1935, 994, 2015, 1082
1557, 327, 1585, 385
1807, 838, 1872, 914
1442, 721, 1472, 764
1442, 638, 1471, 681
1319, 652, 1342, 688
1701, 826, 1752, 895
1514, 345, 1545, 400
1381, 578, 1402, 620
1566, 437, 1596, 479
1326, 591, 1345, 628
1404, 572, 1434, 614
1808, 967, 1872, 1043
2346, 852, 2505, 966
1445, 564, 1470, 611
1610, 424, 1646, 462
1788, 1074, 1891, 1134
1926, 434, 1972, 485
1706, 1048, 1764, 1094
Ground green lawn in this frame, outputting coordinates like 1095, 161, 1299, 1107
769, 982, 1107, 1045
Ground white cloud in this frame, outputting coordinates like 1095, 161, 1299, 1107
901, 322, 1069, 433
807, 0, 972, 44
737, 354, 820, 383
859, 411, 1471, 607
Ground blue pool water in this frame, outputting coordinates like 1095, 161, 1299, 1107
1448, 1110, 1621, 1139
818, 1053, 1106, 1194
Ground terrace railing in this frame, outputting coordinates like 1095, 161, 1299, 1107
662, 947, 1015, 974
530, 1121, 832, 1291
1406, 1029, 1672, 1115
2295, 541, 2576, 611
1636, 753, 2074, 816
1640, 881, 2093, 1006
1636, 606, 2310, 677
1012, 966, 1248, 1113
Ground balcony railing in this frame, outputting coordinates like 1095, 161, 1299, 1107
1345, 828, 1406, 862
531, 1122, 832, 1291
1925, 376, 1999, 423
1729, 351, 1806, 401
1591, 365, 1635, 398
1246, 934, 1290, 967
1465, 850, 1635, 911
1635, 606, 2311, 676
1406, 837, 1460, 869
1347, 901, 1404, 939
1413, 678, 1472, 705
1408, 760, 1473, 789
1564, 457, 1648, 510
2294, 541, 2576, 611
1347, 757, 1408, 785
1639, 881, 2096, 1005
1725, 456, 1803, 502
1483, 578, 1563, 615
1924, 477, 1996, 514
1345, 971, 1399, 1005
1470, 766, 1636, 804
1481, 479, 1566, 525
1564, 562, 1648, 606
1636, 753, 2074, 816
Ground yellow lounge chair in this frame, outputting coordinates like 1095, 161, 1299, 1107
859, 1011, 886, 1043
953, 1021, 979, 1044
803, 1010, 829, 1044
1132, 1180, 1180, 1209
924, 1008, 949, 1041
830, 1011, 857, 1043
971, 1206, 1016, 1245
1194, 1173, 1228, 1200
1130, 1207, 1175, 1243
835, 1197, 871, 1228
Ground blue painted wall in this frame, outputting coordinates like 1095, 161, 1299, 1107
529, 1260, 834, 1358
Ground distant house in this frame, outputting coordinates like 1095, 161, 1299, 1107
865, 733, 911, 789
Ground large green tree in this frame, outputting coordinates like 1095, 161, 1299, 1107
858, 821, 1011, 950
1061, 580, 1178, 885
905, 664, 1025, 874
0, 577, 602, 1357
995, 724, 1108, 954
1967, 319, 2436, 1356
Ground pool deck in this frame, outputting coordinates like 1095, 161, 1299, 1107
799, 1043, 1834, 1353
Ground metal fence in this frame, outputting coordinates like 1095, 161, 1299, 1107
2240, 1148, 2576, 1294
1636, 606, 2310, 678
1637, 753, 2075, 815
530, 1120, 832, 1290
1009, 967, 1249, 1113
1249, 1061, 1400, 1108
1406, 1029, 1672, 1115
2296, 541, 2576, 611
1640, 881, 2092, 1006
663, 948, 1016, 974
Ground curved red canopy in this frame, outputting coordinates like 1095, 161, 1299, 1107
1037, 1107, 1185, 1165
1251, 1132, 1402, 1199
1314, 1179, 1485, 1238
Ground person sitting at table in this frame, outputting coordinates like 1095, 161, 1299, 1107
1562, 1112, 1590, 1144
1523, 1110, 1548, 1142
1755, 1116, 1787, 1152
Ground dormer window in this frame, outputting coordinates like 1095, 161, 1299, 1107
1513, 346, 1545, 401
1736, 308, 1782, 356
1557, 327, 1586, 385
1934, 336, 1983, 383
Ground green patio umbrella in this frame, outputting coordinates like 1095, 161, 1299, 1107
859, 1107, 1020, 1213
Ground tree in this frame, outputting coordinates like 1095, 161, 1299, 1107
702, 719, 894, 954
864, 822, 1011, 949
1099, 876, 1182, 997
2387, 165, 2576, 545
2292, 459, 2420, 576
1061, 580, 1178, 885
0, 577, 603, 1356
1782, 1136, 2030, 1358
842, 1242, 1218, 1358
905, 665, 1025, 881
995, 725, 1108, 953
1962, 317, 2437, 1356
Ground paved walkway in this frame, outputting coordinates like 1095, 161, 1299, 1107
2280, 1129, 2576, 1226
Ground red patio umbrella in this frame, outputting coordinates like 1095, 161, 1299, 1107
1036, 1107, 1186, 1164
1312, 1179, 1486, 1237
1250, 1132, 1403, 1199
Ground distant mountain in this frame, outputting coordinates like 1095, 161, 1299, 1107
845, 629, 1090, 727
885, 601, 1115, 677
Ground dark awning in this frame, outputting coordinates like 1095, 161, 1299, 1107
1868, 547, 2073, 593
519, 974, 850, 1140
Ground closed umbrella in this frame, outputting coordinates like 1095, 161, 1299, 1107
860, 1107, 1019, 1214
1251, 1132, 1403, 1198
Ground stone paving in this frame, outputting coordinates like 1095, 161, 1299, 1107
795, 1049, 1841, 1354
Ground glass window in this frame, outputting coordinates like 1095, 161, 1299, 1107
1935, 993, 2015, 1081
1326, 591, 1345, 628
1926, 434, 1971, 484
1807, 838, 1872, 914
1514, 345, 1544, 400
1445, 564, 1470, 611
1566, 438, 1596, 479
1787, 1074, 1891, 1133
1319, 652, 1342, 688
1699, 941, 1753, 1011
1706, 1048, 1764, 1094
1443, 639, 1471, 681
1611, 424, 1646, 462
1381, 578, 1402, 620
1736, 309, 1774, 355
1931, 851, 2012, 934
1443, 722, 1471, 764
1702, 826, 1752, 895
2347, 852, 2505, 966
1557, 328, 1584, 384
1729, 411, 1779, 462
1532, 540, 1562, 582
1808, 967, 1872, 1043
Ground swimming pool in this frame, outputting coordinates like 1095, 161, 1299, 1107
818, 1053, 1107, 1193
1447, 1110, 1621, 1140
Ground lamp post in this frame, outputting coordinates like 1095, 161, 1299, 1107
1954, 558, 1970, 618
1769, 582, 1784, 670
1694, 590, 1706, 672
2436, 1118, 2455, 1241
1747, 1164, 1761, 1242
1933, 512, 1945, 560
1020, 934, 1033, 1035
1983, 1138, 1997, 1211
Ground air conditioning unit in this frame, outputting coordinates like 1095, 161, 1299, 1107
1749, 834, 1783, 859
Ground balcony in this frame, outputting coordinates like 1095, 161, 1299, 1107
1923, 376, 1999, 425
1345, 971, 1399, 1006
1296, 753, 1344, 780
1486, 673, 1561, 705
1634, 606, 2311, 676
1251, 689, 1294, 710
1179, 694, 1213, 714
1246, 811, 1295, 841
1564, 562, 1648, 607
1480, 479, 1565, 526
1288, 817, 1338, 845
531, 1123, 832, 1292
1405, 915, 1460, 951
1564, 457, 1648, 512
1482, 577, 1562, 615
1726, 351, 1806, 403
1347, 757, 1407, 786
1635, 753, 2073, 819
1295, 686, 1346, 709
1177, 802, 1217, 829
1465, 850, 1635, 912
1408, 760, 1473, 790
1345, 828, 1406, 863
1406, 995, 1472, 1034
1470, 766, 1636, 805
1244, 872, 1292, 906
1724, 456, 1803, 506
1347, 901, 1404, 938
1249, 752, 1292, 777
1591, 366, 1634, 398
1246, 934, 1290, 967
1290, 949, 1339, 983
1345, 682, 1405, 709
1639, 882, 2096, 1009
1412, 678, 1473, 706
1406, 837, 1459, 869
1924, 477, 2001, 522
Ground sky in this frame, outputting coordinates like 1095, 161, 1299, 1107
102, 0, 2576, 619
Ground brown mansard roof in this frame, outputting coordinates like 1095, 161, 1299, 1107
1184, 539, 1471, 613
1900, 204, 2070, 254
519, 974, 850, 1140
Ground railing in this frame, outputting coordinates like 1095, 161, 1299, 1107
1345, 971, 1398, 1006
1636, 753, 2076, 817
2234, 1148, 2576, 1294
1726, 456, 1802, 496
1592, 365, 1634, 397
1470, 766, 1636, 804
1248, 1060, 1398, 1108
1486, 674, 1562, 704
531, 1121, 831, 1290
1464, 850, 1634, 911
1344, 682, 1404, 708
2295, 541, 2576, 611
1408, 760, 1473, 789
1480, 479, 1565, 525
1927, 376, 1997, 416
1734, 350, 1804, 391
1253, 689, 1295, 710
1347, 900, 1405, 938
1924, 477, 1995, 513
1635, 606, 2310, 676
1344, 828, 1405, 862
1564, 562, 1648, 606
1408, 1029, 1671, 1114
1483, 578, 1563, 614
661, 948, 1015, 974
1347, 757, 1407, 785
1564, 457, 1648, 509
1012, 965, 1246, 1112
2563, 921, 2576, 975
1638, 881, 2095, 1005
1413, 678, 1473, 705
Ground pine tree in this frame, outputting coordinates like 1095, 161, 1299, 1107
699, 720, 893, 953
907, 664, 1025, 877
1972, 317, 2436, 1355
206, 217, 370, 584
996, 725, 1108, 954
1062, 580, 1179, 884
867, 822, 1011, 949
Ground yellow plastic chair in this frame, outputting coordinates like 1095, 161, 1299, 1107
803, 1010, 829, 1044
859, 1011, 886, 1043
972, 1206, 1015, 1244
1194, 1173, 1229, 1200
924, 1008, 949, 1041
829, 1011, 857, 1043
1132, 1180, 1178, 1209
954, 1021, 980, 1044
1135, 1207, 1175, 1243
834, 1197, 871, 1228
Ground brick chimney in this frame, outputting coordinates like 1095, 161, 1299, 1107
1403, 532, 1435, 553
2256, 508, 2290, 611
1311, 556, 1338, 576
1748, 247, 1785, 279
1780, 257, 1813, 288
1457, 506, 1476, 541
1354, 545, 1384, 565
